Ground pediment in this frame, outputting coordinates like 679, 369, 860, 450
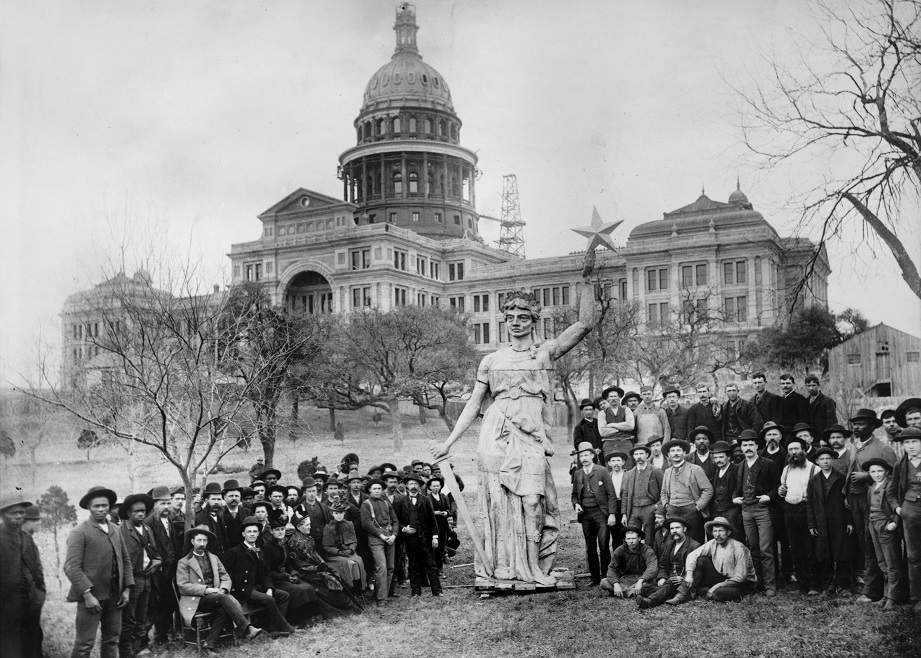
258, 188, 350, 218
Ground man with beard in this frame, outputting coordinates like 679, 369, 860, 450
636, 517, 700, 609
680, 517, 757, 602
686, 385, 723, 443
658, 439, 713, 543
221, 480, 247, 550
573, 398, 603, 454
805, 375, 837, 439
708, 441, 743, 542
622, 443, 663, 545
732, 429, 779, 596
808, 448, 854, 597
776, 375, 809, 429
598, 386, 636, 462
778, 436, 820, 594
194, 483, 227, 559
145, 486, 177, 651
750, 373, 780, 425
690, 426, 717, 481
722, 382, 763, 442
662, 387, 688, 442
760, 421, 787, 471
118, 493, 161, 658
633, 386, 671, 447
845, 409, 897, 603
600, 527, 658, 598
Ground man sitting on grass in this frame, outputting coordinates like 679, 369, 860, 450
676, 516, 757, 603
600, 526, 657, 598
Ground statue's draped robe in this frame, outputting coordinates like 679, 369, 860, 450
475, 341, 560, 581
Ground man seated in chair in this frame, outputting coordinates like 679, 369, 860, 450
222, 517, 297, 638
676, 516, 758, 603
175, 527, 262, 654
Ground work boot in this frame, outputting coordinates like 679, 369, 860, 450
665, 582, 690, 606
636, 596, 652, 610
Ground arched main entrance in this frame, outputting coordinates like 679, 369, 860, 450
283, 270, 333, 315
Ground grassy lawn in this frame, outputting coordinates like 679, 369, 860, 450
15, 407, 921, 657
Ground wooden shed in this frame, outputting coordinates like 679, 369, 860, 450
828, 323, 921, 397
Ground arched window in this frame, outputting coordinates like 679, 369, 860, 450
439, 120, 446, 136
377, 118, 385, 136
392, 116, 401, 133
424, 118, 432, 134
393, 171, 403, 195
408, 171, 419, 194
408, 116, 417, 133
363, 122, 371, 139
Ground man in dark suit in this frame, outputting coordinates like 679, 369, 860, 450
776, 374, 809, 430
64, 486, 135, 658
222, 517, 295, 636
220, 479, 248, 550
662, 387, 689, 441
573, 398, 603, 454
145, 486, 178, 650
805, 375, 837, 438
722, 382, 763, 442
571, 441, 618, 586
732, 429, 779, 596
750, 372, 780, 424
686, 385, 723, 443
118, 493, 161, 658
393, 474, 442, 596
708, 441, 743, 541
0, 496, 44, 658
195, 483, 228, 559
637, 517, 701, 609
689, 426, 717, 481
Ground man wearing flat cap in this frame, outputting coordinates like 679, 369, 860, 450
600, 526, 658, 598
573, 398, 603, 455
571, 441, 617, 586
118, 493, 161, 657
679, 516, 757, 603
622, 442, 663, 543
886, 426, 921, 612
394, 473, 442, 596
65, 486, 135, 658
0, 495, 45, 658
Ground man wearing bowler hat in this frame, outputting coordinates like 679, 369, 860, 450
886, 426, 921, 612
598, 386, 636, 462
175, 526, 262, 652
0, 495, 45, 658
118, 492, 161, 657
658, 438, 712, 543
571, 441, 617, 586
394, 472, 442, 597
573, 398, 603, 455
621, 442, 663, 543
65, 486, 134, 658
681, 516, 757, 603
732, 429, 779, 596
600, 526, 658, 598
220, 479, 247, 550
195, 482, 227, 559
145, 485, 178, 650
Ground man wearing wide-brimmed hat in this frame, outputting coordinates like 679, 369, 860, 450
681, 516, 757, 603
658, 438, 713, 543
895, 397, 921, 431
176, 526, 262, 651
622, 442, 663, 543
886, 426, 921, 613
573, 397, 603, 455
65, 486, 134, 658
598, 386, 636, 463
571, 441, 617, 586
1, 494, 45, 658
361, 478, 399, 605
118, 493, 160, 657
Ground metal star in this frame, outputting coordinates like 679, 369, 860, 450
571, 206, 621, 252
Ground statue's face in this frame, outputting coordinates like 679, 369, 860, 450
505, 308, 534, 338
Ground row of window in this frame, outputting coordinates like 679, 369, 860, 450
646, 295, 750, 326
847, 351, 920, 365
286, 292, 333, 315
645, 260, 750, 293
264, 216, 347, 239
347, 247, 455, 280
358, 115, 458, 144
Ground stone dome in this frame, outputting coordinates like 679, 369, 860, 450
362, 53, 453, 112
728, 179, 750, 207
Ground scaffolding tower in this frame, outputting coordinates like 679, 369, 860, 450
497, 174, 526, 258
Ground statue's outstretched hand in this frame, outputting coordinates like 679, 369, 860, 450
430, 440, 450, 461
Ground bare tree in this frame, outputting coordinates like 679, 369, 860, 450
23, 264, 301, 531
735, 0, 921, 303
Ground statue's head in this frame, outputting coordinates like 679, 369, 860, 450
502, 290, 541, 323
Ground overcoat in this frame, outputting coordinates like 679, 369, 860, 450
806, 469, 852, 562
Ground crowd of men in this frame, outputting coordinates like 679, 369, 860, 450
0, 456, 459, 657
571, 376, 921, 612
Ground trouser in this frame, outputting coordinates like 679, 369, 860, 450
817, 553, 851, 592
769, 502, 790, 579
119, 574, 150, 657
666, 504, 704, 544
600, 574, 653, 596
196, 592, 249, 646
368, 536, 395, 601
72, 596, 122, 658
901, 500, 921, 602
23, 587, 45, 658
644, 580, 680, 607
712, 507, 744, 545
405, 534, 442, 595
868, 518, 907, 603
433, 517, 449, 568
742, 503, 775, 590
149, 564, 177, 643
783, 502, 816, 591
692, 555, 752, 602
0, 589, 29, 658
626, 503, 657, 546
392, 535, 407, 593
579, 507, 610, 583
241, 589, 292, 632
848, 492, 870, 582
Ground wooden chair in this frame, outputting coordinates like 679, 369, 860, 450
173, 583, 264, 651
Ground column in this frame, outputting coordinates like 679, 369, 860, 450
422, 153, 429, 197
342, 169, 348, 201
400, 153, 408, 199
361, 158, 367, 202
380, 153, 386, 200
442, 154, 448, 198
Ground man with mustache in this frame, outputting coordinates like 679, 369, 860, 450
622, 443, 662, 545
681, 516, 757, 602
708, 441, 743, 541
636, 517, 700, 609
778, 435, 820, 594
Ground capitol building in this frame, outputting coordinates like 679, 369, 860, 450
61, 4, 829, 382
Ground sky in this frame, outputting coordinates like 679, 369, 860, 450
1, 0, 919, 385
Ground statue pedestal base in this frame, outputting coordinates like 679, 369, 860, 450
474, 567, 575, 594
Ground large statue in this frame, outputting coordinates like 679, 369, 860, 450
432, 284, 595, 585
